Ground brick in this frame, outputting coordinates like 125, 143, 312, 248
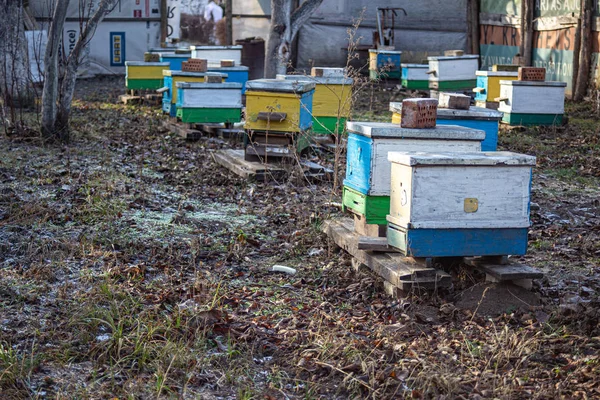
444, 49, 464, 57
182, 58, 207, 72
492, 64, 520, 72
144, 52, 160, 62
205, 74, 222, 83
220, 59, 235, 67
518, 67, 546, 81
400, 98, 438, 129
438, 92, 470, 110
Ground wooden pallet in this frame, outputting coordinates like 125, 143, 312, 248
196, 123, 245, 141
212, 149, 287, 181
464, 256, 543, 288
322, 218, 451, 295
118, 94, 143, 105
162, 120, 203, 140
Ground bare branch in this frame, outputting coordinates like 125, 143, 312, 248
290, 0, 323, 40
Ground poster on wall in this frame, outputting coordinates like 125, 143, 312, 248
167, 0, 182, 41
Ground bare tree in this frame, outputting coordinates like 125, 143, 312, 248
0, 0, 31, 132
265, 0, 324, 78
41, 0, 119, 141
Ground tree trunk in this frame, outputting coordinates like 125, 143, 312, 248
41, 0, 70, 139
0, 0, 31, 113
574, 0, 592, 101
42, 0, 119, 141
265, 0, 323, 78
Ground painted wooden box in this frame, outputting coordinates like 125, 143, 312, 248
175, 82, 242, 124
427, 55, 479, 90
125, 61, 170, 90
401, 64, 429, 90
159, 53, 191, 71
390, 102, 503, 151
207, 65, 249, 94
369, 49, 402, 80
344, 121, 484, 197
474, 70, 518, 108
276, 74, 353, 135
244, 79, 315, 133
497, 80, 566, 125
190, 45, 242, 67
162, 70, 227, 116
386, 151, 536, 257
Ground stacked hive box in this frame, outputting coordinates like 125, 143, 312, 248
244, 79, 315, 161
176, 81, 243, 124
401, 64, 429, 90
390, 98, 503, 151
125, 61, 170, 90
473, 70, 519, 109
159, 53, 191, 71
343, 98, 485, 235
162, 70, 227, 117
207, 65, 250, 94
497, 67, 566, 125
386, 151, 536, 257
190, 45, 242, 67
276, 70, 353, 136
427, 55, 479, 91
369, 48, 402, 80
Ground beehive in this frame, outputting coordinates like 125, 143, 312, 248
207, 65, 249, 94
386, 151, 536, 257
390, 102, 503, 151
159, 53, 191, 71
162, 70, 227, 116
342, 121, 484, 225
427, 55, 479, 90
190, 45, 242, 67
400, 64, 429, 90
244, 79, 315, 133
125, 61, 170, 90
369, 49, 402, 80
176, 82, 243, 124
474, 70, 518, 108
497, 80, 566, 125
276, 74, 353, 135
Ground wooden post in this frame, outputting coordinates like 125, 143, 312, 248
522, 0, 534, 66
225, 0, 232, 45
574, 0, 593, 101
469, 0, 480, 55
160, 0, 167, 47
572, 12, 582, 97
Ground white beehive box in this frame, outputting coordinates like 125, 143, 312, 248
427, 55, 479, 90
190, 45, 242, 67
386, 151, 536, 257
497, 80, 566, 125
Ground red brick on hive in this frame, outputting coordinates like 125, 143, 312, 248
518, 67, 546, 81
182, 58, 208, 72
400, 98, 438, 129
220, 60, 235, 67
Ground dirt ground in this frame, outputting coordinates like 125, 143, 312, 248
0, 76, 599, 399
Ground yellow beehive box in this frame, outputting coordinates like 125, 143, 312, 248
125, 61, 170, 90
244, 79, 316, 133
474, 70, 519, 104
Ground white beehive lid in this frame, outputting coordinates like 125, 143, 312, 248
387, 151, 536, 166
346, 121, 485, 140
389, 102, 503, 121
246, 79, 316, 93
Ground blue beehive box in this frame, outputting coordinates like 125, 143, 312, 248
390, 102, 503, 151
159, 53, 191, 71
207, 66, 249, 94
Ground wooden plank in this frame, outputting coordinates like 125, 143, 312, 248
161, 120, 202, 140
464, 257, 543, 280
118, 94, 142, 104
212, 149, 286, 181
322, 218, 451, 292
